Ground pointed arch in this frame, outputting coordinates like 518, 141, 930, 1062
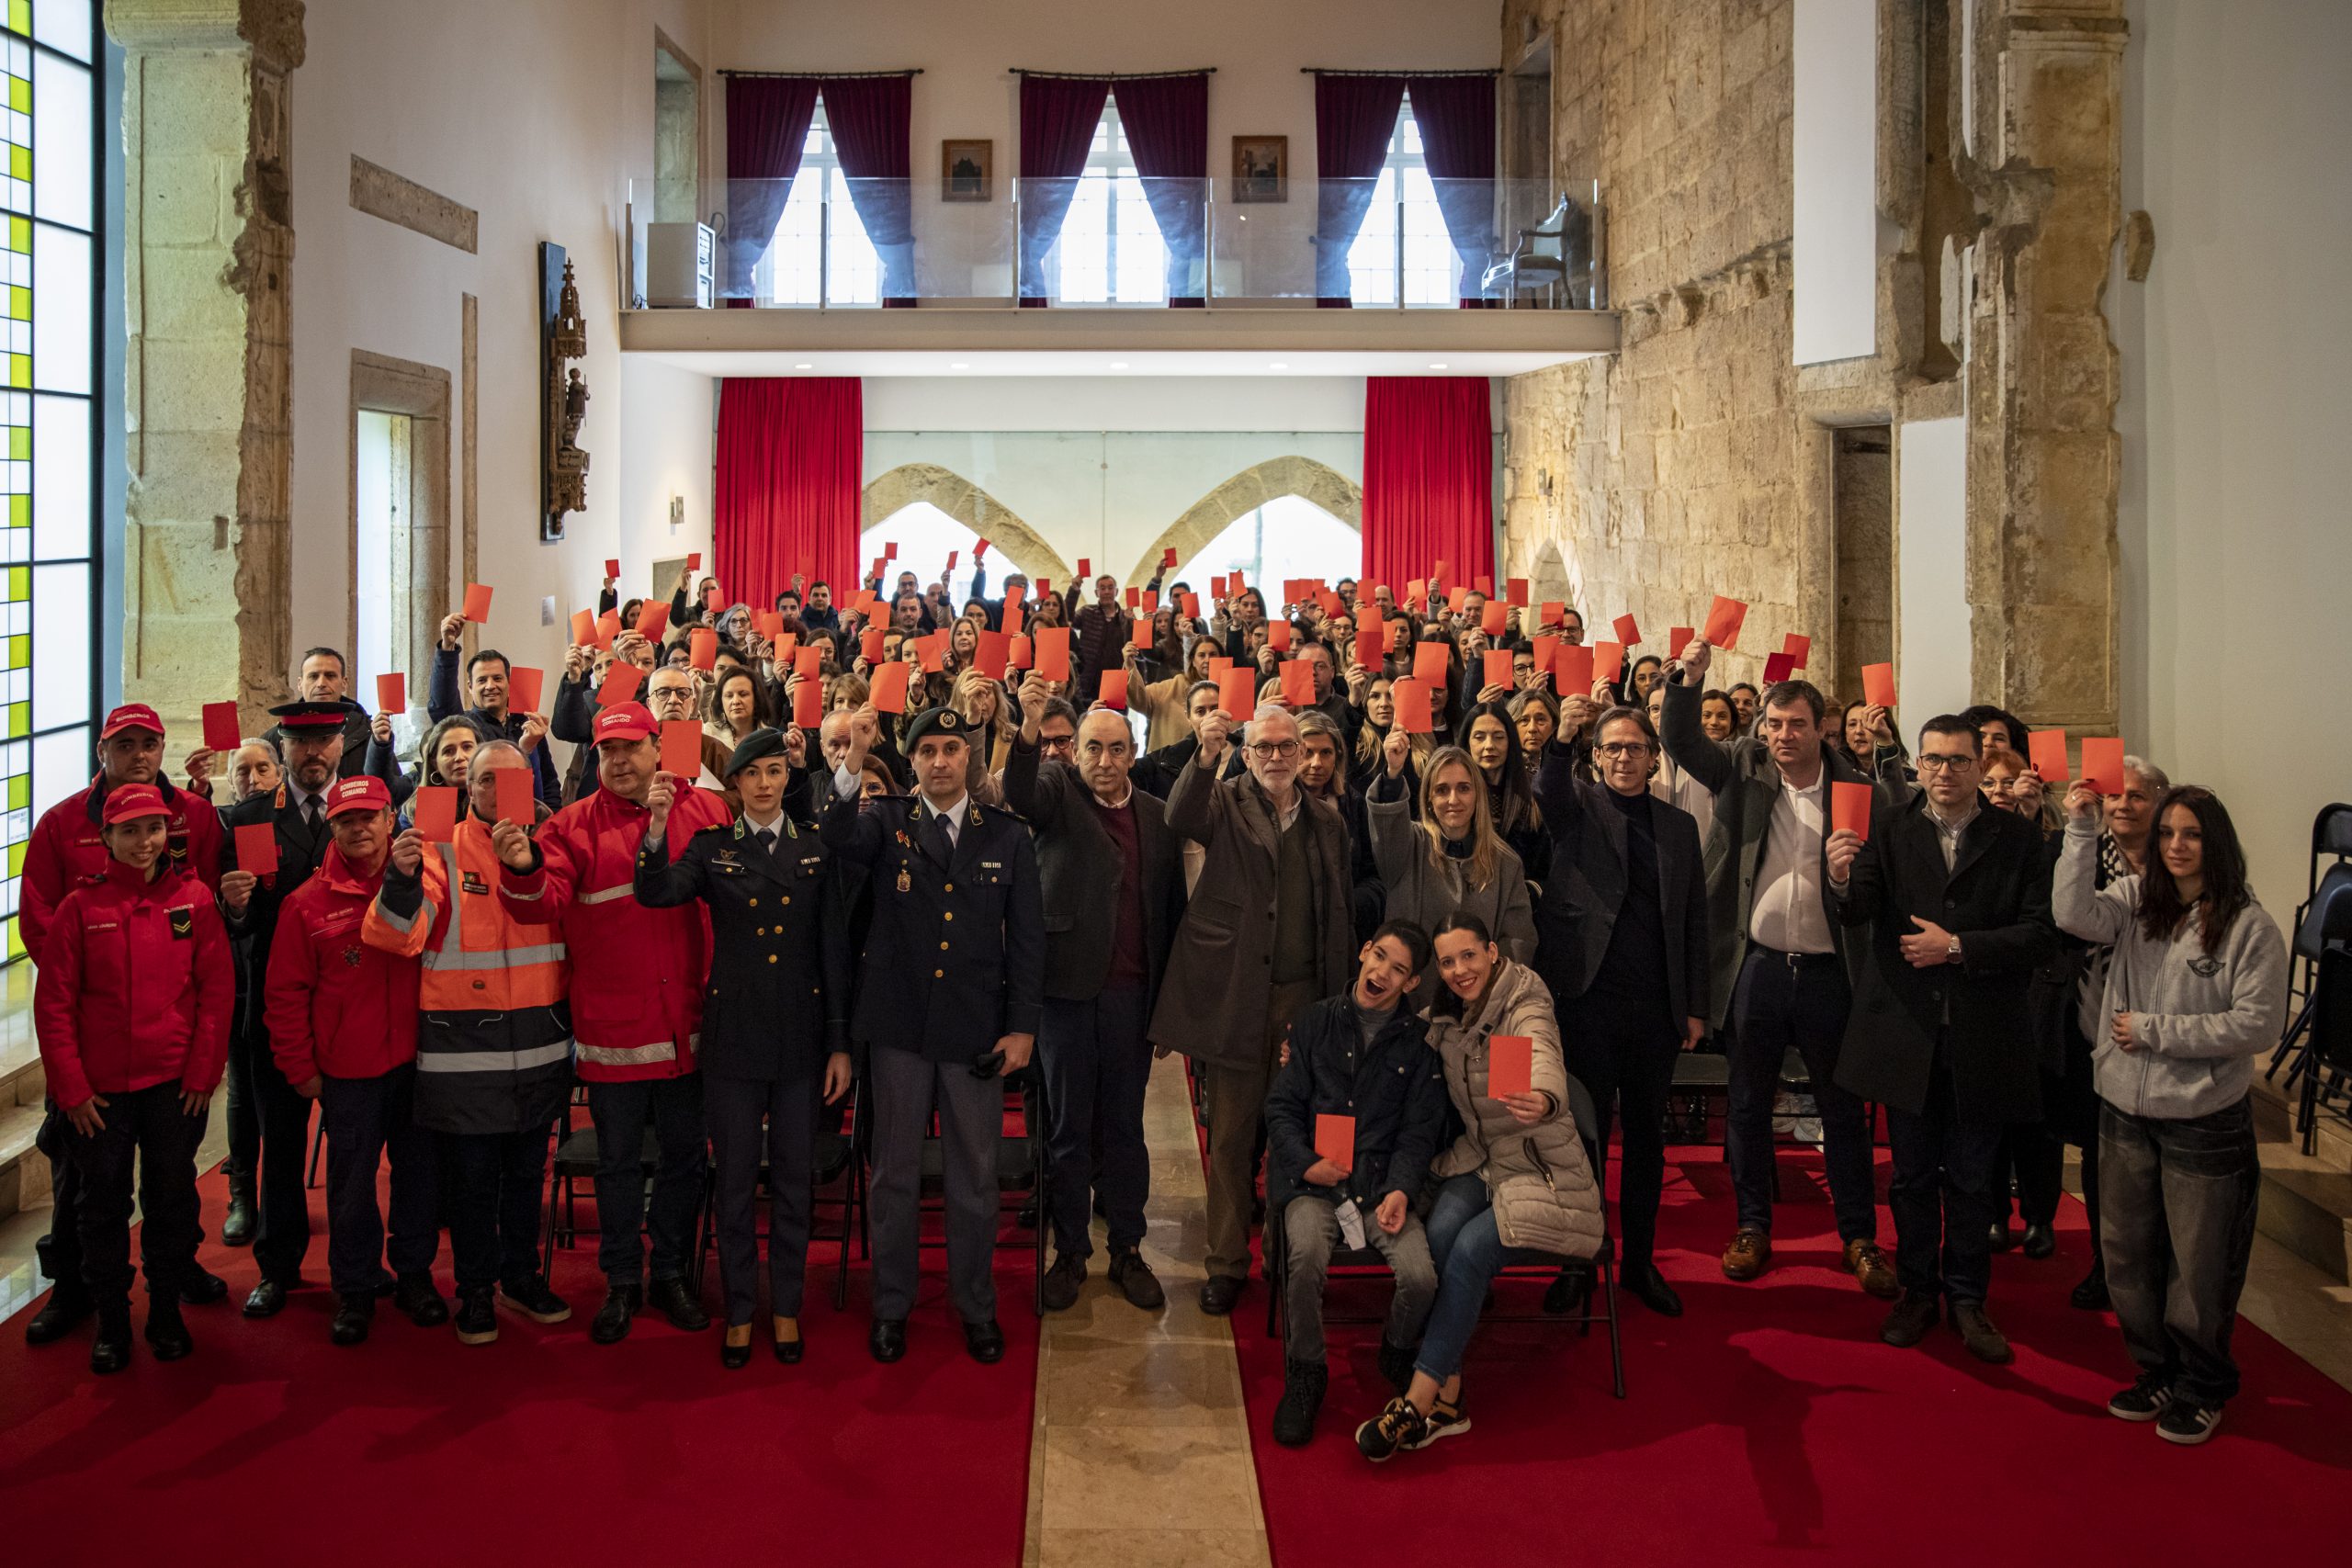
860, 464, 1074, 583
1123, 456, 1364, 584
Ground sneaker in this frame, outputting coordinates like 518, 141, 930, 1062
2106, 1375, 2174, 1423
1272, 1358, 1328, 1447
1040, 1251, 1087, 1313
1354, 1396, 1430, 1463
1720, 1227, 1772, 1281
499, 1274, 571, 1324
2156, 1401, 2222, 1446
1376, 1337, 1419, 1395
1106, 1248, 1165, 1311
1842, 1238, 1900, 1299
454, 1287, 500, 1347
1410, 1398, 1471, 1449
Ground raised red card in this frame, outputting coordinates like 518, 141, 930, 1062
1481, 600, 1509, 637
917, 632, 946, 674
1314, 1113, 1355, 1172
774, 630, 798, 660
1180, 592, 1200, 621
1217, 666, 1256, 721
1125, 585, 1140, 609
975, 537, 990, 559
791, 674, 824, 729
1211, 575, 1227, 600
412, 785, 458, 843
1539, 600, 1564, 630
1532, 636, 1558, 688
1487, 1035, 1534, 1100
201, 701, 242, 754
2081, 737, 2127, 795
462, 582, 493, 622
702, 585, 724, 614
1004, 581, 1026, 610
679, 627, 712, 672
506, 666, 544, 716
1613, 613, 1640, 646
1408, 579, 1426, 611
571, 608, 596, 647
1483, 649, 1514, 693
869, 661, 912, 715
1669, 626, 1696, 660
978, 629, 1012, 678
1393, 676, 1434, 734
1141, 590, 1159, 615
1761, 652, 1795, 685
1035, 626, 1072, 682
687, 551, 703, 570
605, 558, 621, 581
1129, 616, 1152, 651
660, 719, 702, 780
1474, 574, 1491, 596
1702, 594, 1747, 650
1860, 662, 1898, 709
1413, 640, 1450, 685
1318, 590, 1342, 620
1505, 577, 1529, 607
1281, 660, 1316, 708
1011, 635, 1033, 671
493, 766, 536, 827
233, 822, 277, 875
946, 550, 959, 570
1161, 546, 1178, 568
598, 662, 644, 708
1355, 606, 1384, 671
1098, 670, 1129, 710
1268, 619, 1292, 653
1831, 779, 1873, 841
1448, 584, 1471, 614
1556, 643, 1596, 696
375, 673, 405, 716
595, 610, 621, 649
1593, 639, 1625, 685
2028, 728, 2072, 783
1781, 632, 1812, 670
1077, 558, 1091, 580
1207, 657, 1234, 679
635, 601, 670, 642
859, 627, 885, 663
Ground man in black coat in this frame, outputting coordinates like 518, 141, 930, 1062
823, 705, 1045, 1367
1004, 678, 1181, 1314
1828, 714, 2058, 1365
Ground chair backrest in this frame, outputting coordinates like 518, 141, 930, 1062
2317, 803, 2352, 864
2298, 865, 2352, 961
1528, 200, 1570, 263
1564, 1073, 1600, 1151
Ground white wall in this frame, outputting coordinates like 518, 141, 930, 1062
616, 357, 717, 603
2118, 0, 2352, 903
1792, 0, 1877, 365
1894, 417, 1967, 728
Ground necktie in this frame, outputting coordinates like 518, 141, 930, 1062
303, 795, 322, 832
932, 810, 956, 860
755, 827, 777, 856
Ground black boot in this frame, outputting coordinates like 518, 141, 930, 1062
221, 1179, 256, 1247
590, 1282, 642, 1345
89, 1304, 133, 1376
144, 1296, 194, 1361
1272, 1359, 1329, 1447
24, 1284, 94, 1346
1625, 1262, 1684, 1317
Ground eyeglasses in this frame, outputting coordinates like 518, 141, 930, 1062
1595, 741, 1652, 759
1917, 753, 1975, 771
1246, 739, 1301, 761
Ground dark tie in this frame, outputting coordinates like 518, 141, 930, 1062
754, 827, 777, 857
931, 811, 956, 863
302, 795, 322, 833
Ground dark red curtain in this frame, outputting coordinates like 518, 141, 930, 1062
1406, 75, 1498, 304
715, 378, 863, 612
1018, 75, 1112, 305
722, 78, 820, 305
820, 76, 916, 305
1362, 378, 1493, 591
1312, 73, 1406, 306
1114, 73, 1209, 305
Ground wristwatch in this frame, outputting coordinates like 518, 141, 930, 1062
1946, 937, 1964, 964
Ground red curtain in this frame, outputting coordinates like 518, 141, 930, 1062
1114, 73, 1210, 305
1311, 73, 1407, 306
715, 378, 863, 613
1017, 75, 1113, 305
820, 76, 916, 304
722, 78, 820, 305
1362, 378, 1494, 592
1406, 75, 1498, 304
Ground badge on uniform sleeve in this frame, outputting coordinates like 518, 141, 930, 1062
168, 906, 195, 940
461, 871, 490, 896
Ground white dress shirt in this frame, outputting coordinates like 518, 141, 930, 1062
1747, 768, 1835, 954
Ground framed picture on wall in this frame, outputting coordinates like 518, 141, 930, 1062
942, 139, 993, 201
1231, 135, 1287, 203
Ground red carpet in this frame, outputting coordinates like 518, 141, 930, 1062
1230, 1144, 2352, 1568
0, 1161, 1039, 1568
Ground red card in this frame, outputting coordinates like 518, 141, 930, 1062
660, 719, 702, 779
1408, 579, 1426, 611
946, 549, 959, 570
1035, 626, 1072, 682
1207, 657, 1233, 679
1613, 613, 1641, 647
1531, 637, 1558, 689
1860, 662, 1898, 709
506, 666, 544, 716
1669, 626, 1696, 660
870, 661, 912, 715
1098, 669, 1129, 710
1125, 585, 1139, 609
1411, 640, 1449, 686
598, 662, 644, 708
1505, 577, 1529, 607
1037, 578, 1052, 598
860, 627, 885, 663
1141, 589, 1158, 615
493, 766, 535, 827
1474, 574, 1491, 596
1130, 616, 1153, 652
375, 673, 406, 716
882, 542, 896, 561
792, 674, 824, 729
1004, 581, 1027, 610
1355, 606, 1384, 671
462, 582, 493, 622
1537, 599, 1561, 630
1217, 666, 1257, 720
1393, 676, 1434, 734
1448, 584, 1471, 614
1314, 1113, 1355, 1172
1268, 619, 1292, 653
1781, 632, 1812, 670
1162, 547, 1178, 568
1211, 575, 1227, 600
605, 558, 621, 581
595, 610, 621, 649
2028, 728, 2071, 783
687, 551, 703, 570
763, 615, 788, 644
2081, 737, 2127, 795
1556, 642, 1596, 696
1481, 600, 1509, 637
1281, 660, 1316, 707
1593, 639, 1625, 685
1761, 652, 1795, 685
1702, 595, 1747, 650
412, 785, 458, 843
636, 601, 671, 642
1431, 558, 1449, 585
1180, 592, 1201, 621
978, 629, 1012, 677
571, 608, 596, 647
233, 822, 277, 875
971, 537, 990, 559
1831, 780, 1873, 842
201, 701, 242, 754
1011, 635, 1033, 671
1317, 589, 1342, 620
918, 632, 948, 673
1483, 649, 1514, 693
1077, 558, 1091, 580
1487, 1035, 1534, 1100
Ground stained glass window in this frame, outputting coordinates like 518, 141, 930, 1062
3, 0, 97, 963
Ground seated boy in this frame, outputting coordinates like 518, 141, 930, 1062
1262, 920, 1447, 1447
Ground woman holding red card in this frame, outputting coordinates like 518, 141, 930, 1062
1367, 736, 1535, 1010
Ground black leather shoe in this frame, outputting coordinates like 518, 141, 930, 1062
89, 1307, 132, 1375
2070, 1265, 2110, 1312
1542, 1263, 1595, 1316
963, 1317, 1006, 1364
1015, 1200, 1039, 1230
1198, 1274, 1245, 1315
330, 1294, 375, 1346
144, 1298, 194, 1361
393, 1271, 449, 1327
1106, 1248, 1166, 1311
869, 1317, 908, 1363
243, 1279, 289, 1318
590, 1283, 642, 1345
1987, 1222, 2015, 1254
1626, 1263, 1684, 1318
1040, 1251, 1086, 1312
24, 1287, 93, 1345
2021, 1224, 2057, 1260
647, 1276, 710, 1332
719, 1325, 754, 1370
180, 1266, 230, 1306
221, 1186, 255, 1247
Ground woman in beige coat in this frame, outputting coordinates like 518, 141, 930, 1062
1354, 912, 1602, 1463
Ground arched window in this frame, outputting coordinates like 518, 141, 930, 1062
861, 503, 987, 608
1170, 496, 1360, 608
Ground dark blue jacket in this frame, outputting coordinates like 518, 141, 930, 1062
426, 645, 560, 806
1264, 993, 1446, 1214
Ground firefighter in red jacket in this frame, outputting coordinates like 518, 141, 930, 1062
20, 703, 229, 1350
262, 775, 447, 1346
496, 701, 730, 1343
32, 783, 233, 1375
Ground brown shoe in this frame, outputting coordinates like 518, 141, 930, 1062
1843, 1238, 1899, 1299
1720, 1227, 1771, 1280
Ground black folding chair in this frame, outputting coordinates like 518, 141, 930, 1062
687, 1081, 865, 1311
2267, 803, 2352, 1149
538, 1087, 711, 1291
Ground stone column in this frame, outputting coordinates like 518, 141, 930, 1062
105, 0, 304, 747
1963, 0, 2126, 729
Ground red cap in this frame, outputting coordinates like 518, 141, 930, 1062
101, 783, 169, 826
99, 704, 165, 741
594, 703, 657, 744
322, 775, 392, 819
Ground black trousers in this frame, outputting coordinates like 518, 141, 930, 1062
440, 1123, 554, 1292
1885, 1066, 2004, 1305
1725, 948, 1877, 1242
62, 1081, 207, 1306
587, 1075, 707, 1287
1037, 987, 1153, 1262
707, 1073, 817, 1325
225, 1018, 259, 1189
1565, 1009, 1680, 1270
33, 1104, 85, 1294
318, 1065, 439, 1296
248, 1034, 318, 1287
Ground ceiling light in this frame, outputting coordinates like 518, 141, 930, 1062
1429, 362, 1449, 370
1268, 362, 1289, 370
1109, 361, 1130, 370
949, 361, 969, 370
794, 362, 814, 370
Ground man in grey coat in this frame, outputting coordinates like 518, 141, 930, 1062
1148, 703, 1353, 1315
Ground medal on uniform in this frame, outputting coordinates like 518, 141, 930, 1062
896, 866, 911, 893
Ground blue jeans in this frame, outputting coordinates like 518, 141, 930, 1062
1414, 1174, 1551, 1383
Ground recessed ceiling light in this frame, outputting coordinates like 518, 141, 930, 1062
1429, 362, 1449, 370
1268, 362, 1289, 370
794, 362, 814, 370
1109, 361, 1130, 370
949, 361, 969, 370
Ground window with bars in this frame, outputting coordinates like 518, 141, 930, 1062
2, 0, 99, 964
1050, 99, 1168, 306
756, 100, 882, 307
1346, 94, 1460, 307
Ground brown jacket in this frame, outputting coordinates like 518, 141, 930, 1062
1148, 753, 1353, 1069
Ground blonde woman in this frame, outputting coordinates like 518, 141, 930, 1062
1367, 737, 1535, 1008
951, 666, 1016, 806
1130, 633, 1219, 752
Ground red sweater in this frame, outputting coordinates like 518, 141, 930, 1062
33, 860, 233, 1108
263, 847, 421, 1084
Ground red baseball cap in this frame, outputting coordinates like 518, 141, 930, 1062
101, 783, 169, 825
99, 704, 165, 741
322, 775, 392, 819
594, 702, 657, 744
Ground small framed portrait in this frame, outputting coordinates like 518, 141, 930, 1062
1231, 135, 1288, 204
942, 139, 993, 202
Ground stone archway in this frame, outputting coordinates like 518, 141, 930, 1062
1125, 456, 1363, 584
861, 464, 1073, 584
